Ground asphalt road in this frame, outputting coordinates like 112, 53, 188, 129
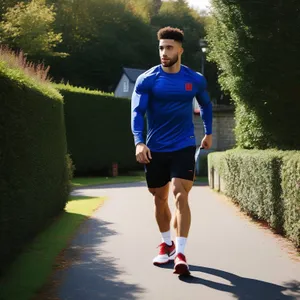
54, 182, 300, 300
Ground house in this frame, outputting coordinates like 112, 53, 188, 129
114, 67, 146, 98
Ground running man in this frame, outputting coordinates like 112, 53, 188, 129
131, 26, 213, 275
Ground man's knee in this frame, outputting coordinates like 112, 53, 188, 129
172, 179, 192, 209
173, 190, 188, 210
149, 189, 168, 203
172, 178, 193, 197
172, 184, 188, 199
149, 184, 169, 206
148, 188, 156, 196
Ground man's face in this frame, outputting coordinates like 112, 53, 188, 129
159, 39, 183, 67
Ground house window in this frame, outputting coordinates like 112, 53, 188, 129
123, 79, 129, 92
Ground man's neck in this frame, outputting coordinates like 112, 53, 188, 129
162, 62, 181, 74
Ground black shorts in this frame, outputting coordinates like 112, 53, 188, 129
145, 146, 196, 188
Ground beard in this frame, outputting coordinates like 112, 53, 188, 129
161, 55, 179, 68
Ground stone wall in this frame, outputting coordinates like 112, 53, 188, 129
193, 105, 235, 151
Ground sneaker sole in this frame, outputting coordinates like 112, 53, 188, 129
153, 249, 176, 266
173, 263, 190, 275
153, 260, 171, 266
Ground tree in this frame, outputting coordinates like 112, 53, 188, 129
122, 0, 162, 22
0, 0, 62, 56
44, 0, 212, 94
0, 0, 19, 18
46, 0, 157, 91
152, 0, 162, 16
207, 0, 300, 149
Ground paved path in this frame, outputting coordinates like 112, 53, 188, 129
54, 182, 300, 300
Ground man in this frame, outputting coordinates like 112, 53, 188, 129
131, 26, 213, 276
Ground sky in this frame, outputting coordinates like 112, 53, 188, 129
186, 0, 211, 11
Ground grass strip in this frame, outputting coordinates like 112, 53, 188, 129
0, 196, 104, 300
72, 175, 145, 187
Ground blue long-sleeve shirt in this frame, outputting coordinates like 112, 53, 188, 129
131, 64, 213, 152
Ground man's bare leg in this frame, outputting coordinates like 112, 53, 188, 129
149, 182, 171, 233
150, 182, 177, 265
172, 178, 193, 274
172, 178, 193, 238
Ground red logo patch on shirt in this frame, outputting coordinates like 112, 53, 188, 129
185, 83, 193, 91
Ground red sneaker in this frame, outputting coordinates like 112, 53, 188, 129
153, 242, 176, 266
173, 253, 190, 275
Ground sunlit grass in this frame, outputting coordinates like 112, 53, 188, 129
0, 196, 105, 300
0, 45, 61, 100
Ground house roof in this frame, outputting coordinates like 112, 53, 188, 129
123, 67, 146, 83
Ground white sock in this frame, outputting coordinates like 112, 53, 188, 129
161, 231, 172, 246
176, 237, 187, 255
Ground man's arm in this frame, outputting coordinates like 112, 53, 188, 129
131, 75, 149, 146
131, 75, 152, 164
195, 74, 213, 148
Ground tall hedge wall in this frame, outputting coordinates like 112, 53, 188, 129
207, 1, 300, 150
0, 74, 71, 275
58, 85, 137, 175
281, 153, 300, 247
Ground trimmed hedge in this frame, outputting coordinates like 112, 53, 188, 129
0, 72, 71, 275
281, 153, 300, 247
223, 150, 283, 230
57, 84, 137, 175
207, 1, 300, 150
208, 150, 300, 247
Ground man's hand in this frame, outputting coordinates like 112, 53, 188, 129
201, 134, 212, 149
136, 143, 152, 164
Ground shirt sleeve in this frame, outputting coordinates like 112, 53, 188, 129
131, 75, 149, 146
195, 74, 213, 135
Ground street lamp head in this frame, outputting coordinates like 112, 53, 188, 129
199, 38, 207, 53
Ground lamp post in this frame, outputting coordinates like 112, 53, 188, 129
199, 38, 207, 75
196, 38, 208, 176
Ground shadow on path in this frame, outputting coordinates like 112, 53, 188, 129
55, 217, 145, 300
159, 264, 300, 300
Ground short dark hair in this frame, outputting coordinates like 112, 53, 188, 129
157, 26, 184, 43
